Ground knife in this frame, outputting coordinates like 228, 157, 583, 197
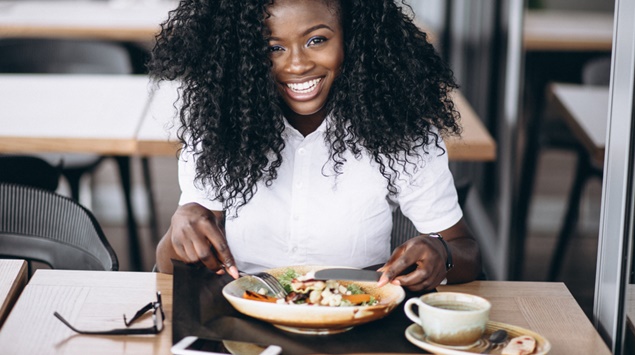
313, 268, 382, 282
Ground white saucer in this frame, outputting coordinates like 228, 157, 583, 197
404, 321, 551, 355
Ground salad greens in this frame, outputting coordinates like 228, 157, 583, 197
278, 269, 300, 294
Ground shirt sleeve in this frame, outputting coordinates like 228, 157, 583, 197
394, 138, 463, 234
178, 146, 224, 211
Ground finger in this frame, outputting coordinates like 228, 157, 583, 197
377, 253, 402, 287
167, 226, 189, 261
199, 224, 239, 279
378, 248, 419, 287
168, 225, 194, 262
394, 272, 433, 291
389, 273, 437, 291
179, 238, 200, 264
193, 240, 223, 271
398, 267, 446, 292
212, 241, 238, 279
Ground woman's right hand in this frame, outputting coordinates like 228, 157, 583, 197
155, 202, 238, 277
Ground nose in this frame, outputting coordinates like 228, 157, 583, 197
283, 46, 314, 74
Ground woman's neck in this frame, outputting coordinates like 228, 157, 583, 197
283, 106, 328, 137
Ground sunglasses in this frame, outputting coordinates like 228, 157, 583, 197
54, 291, 164, 335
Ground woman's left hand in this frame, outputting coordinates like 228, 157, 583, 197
376, 218, 482, 292
377, 235, 448, 291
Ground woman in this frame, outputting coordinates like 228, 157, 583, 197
150, 0, 482, 291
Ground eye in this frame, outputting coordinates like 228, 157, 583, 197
307, 36, 327, 47
268, 44, 285, 53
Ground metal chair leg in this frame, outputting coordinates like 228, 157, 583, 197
141, 157, 160, 247
115, 156, 142, 271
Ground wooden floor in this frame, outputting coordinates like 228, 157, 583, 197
85, 147, 601, 319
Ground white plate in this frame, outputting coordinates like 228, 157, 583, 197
222, 265, 405, 335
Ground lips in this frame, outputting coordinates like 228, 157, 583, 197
283, 77, 323, 101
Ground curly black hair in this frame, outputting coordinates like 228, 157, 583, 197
149, 0, 460, 211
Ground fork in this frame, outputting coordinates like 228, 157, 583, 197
239, 271, 288, 299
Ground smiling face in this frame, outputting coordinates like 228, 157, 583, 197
265, 0, 344, 134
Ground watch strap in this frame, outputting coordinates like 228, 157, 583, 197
428, 233, 453, 271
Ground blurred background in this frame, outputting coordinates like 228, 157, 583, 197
2, 0, 633, 351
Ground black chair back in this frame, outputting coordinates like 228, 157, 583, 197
0, 183, 118, 272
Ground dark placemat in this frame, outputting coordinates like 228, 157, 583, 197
172, 260, 430, 354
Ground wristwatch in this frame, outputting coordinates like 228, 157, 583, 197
428, 233, 454, 271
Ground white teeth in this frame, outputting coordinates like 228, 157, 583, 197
287, 78, 321, 93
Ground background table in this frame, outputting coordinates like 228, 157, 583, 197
548, 83, 609, 164
0, 259, 27, 327
0, 74, 151, 155
0, 1, 176, 42
524, 10, 613, 52
0, 270, 611, 354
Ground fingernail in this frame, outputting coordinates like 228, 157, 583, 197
229, 266, 239, 279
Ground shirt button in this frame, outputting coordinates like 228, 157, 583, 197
298, 148, 306, 155
293, 214, 299, 221
295, 182, 303, 189
291, 246, 298, 253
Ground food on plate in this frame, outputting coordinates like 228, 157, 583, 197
501, 335, 537, 355
243, 290, 278, 303
242, 269, 378, 306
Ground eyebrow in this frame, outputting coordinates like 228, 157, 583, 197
269, 24, 334, 41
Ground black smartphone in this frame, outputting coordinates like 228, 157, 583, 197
171, 336, 283, 355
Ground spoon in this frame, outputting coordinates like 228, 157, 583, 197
483, 329, 508, 354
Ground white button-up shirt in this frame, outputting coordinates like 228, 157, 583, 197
178, 119, 462, 273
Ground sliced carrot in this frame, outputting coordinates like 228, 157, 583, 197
342, 294, 373, 305
243, 290, 278, 303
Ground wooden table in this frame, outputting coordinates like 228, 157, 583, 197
0, 270, 173, 355
136, 80, 181, 157
441, 281, 610, 355
0, 259, 27, 327
0, 270, 610, 354
0, 1, 177, 42
447, 90, 497, 161
524, 10, 613, 52
548, 83, 609, 164
139, 82, 497, 161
